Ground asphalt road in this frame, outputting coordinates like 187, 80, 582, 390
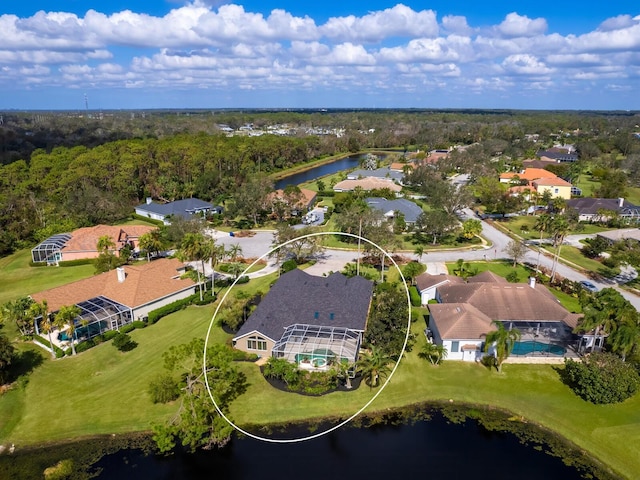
205, 211, 640, 311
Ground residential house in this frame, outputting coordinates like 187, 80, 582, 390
415, 273, 464, 304
233, 269, 373, 367
134, 197, 220, 225
31, 225, 156, 264
596, 228, 640, 244
333, 178, 402, 193
31, 258, 197, 343
365, 197, 423, 225
423, 273, 581, 361
499, 168, 572, 200
268, 187, 317, 215
536, 147, 578, 163
346, 167, 405, 184
566, 197, 640, 223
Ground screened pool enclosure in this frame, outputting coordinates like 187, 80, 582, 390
272, 323, 361, 368
31, 233, 71, 263
36, 296, 133, 342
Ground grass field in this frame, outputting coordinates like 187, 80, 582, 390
1, 292, 638, 477
0, 250, 95, 307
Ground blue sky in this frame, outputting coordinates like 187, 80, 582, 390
1, 1, 639, 110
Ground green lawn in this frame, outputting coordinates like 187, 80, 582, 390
0, 250, 95, 306
542, 245, 604, 274
445, 260, 532, 281
0, 300, 638, 477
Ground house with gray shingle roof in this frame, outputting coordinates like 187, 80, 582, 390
365, 197, 423, 225
135, 197, 221, 225
233, 269, 373, 367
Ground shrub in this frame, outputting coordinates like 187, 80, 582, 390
236, 275, 250, 284
409, 286, 421, 307
263, 357, 300, 386
58, 258, 95, 267
231, 349, 259, 362
131, 320, 147, 329
281, 259, 297, 274
147, 297, 191, 324
119, 324, 136, 334
148, 374, 180, 404
562, 352, 640, 404
28, 261, 48, 268
103, 330, 118, 341
112, 332, 138, 352
75, 339, 95, 353
506, 271, 519, 283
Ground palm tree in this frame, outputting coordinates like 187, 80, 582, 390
55, 304, 81, 355
484, 320, 521, 373
419, 341, 448, 365
414, 245, 424, 262
550, 215, 570, 282
96, 235, 116, 253
138, 230, 163, 262
609, 323, 639, 362
29, 300, 55, 359
0, 297, 35, 336
179, 233, 208, 301
227, 243, 243, 263
358, 347, 392, 388
334, 359, 355, 389
533, 213, 553, 272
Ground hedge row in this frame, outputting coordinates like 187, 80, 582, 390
409, 286, 422, 307
34, 335, 65, 358
58, 258, 95, 267
130, 213, 165, 226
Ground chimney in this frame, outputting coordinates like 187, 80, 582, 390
619, 197, 624, 208
146, 197, 153, 205
529, 277, 536, 289
116, 267, 126, 283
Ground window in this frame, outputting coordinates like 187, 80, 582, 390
450, 341, 459, 353
247, 335, 267, 351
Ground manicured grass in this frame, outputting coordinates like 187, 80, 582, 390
445, 260, 532, 281
0, 250, 95, 306
1, 299, 638, 477
499, 216, 611, 242
542, 245, 604, 274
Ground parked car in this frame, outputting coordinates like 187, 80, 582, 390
579, 280, 599, 293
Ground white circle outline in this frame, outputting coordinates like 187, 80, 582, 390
203, 231, 412, 443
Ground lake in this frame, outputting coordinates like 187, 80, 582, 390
274, 154, 370, 190
87, 411, 594, 480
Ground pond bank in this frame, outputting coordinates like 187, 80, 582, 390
0, 402, 622, 480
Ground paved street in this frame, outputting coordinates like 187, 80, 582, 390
204, 212, 640, 311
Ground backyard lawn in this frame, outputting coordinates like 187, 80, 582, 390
0, 291, 637, 477
0, 250, 95, 306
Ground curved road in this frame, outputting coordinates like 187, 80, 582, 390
205, 214, 640, 311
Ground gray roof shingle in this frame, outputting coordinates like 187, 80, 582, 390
234, 269, 373, 342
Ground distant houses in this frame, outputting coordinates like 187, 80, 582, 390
566, 197, 640, 223
333, 177, 402, 193
365, 197, 423, 225
134, 197, 221, 225
499, 167, 572, 200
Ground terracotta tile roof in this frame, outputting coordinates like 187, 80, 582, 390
500, 168, 558, 182
428, 303, 495, 340
533, 177, 572, 187
270, 187, 317, 209
390, 162, 411, 171
333, 178, 402, 192
63, 225, 156, 253
415, 273, 463, 292
31, 258, 195, 312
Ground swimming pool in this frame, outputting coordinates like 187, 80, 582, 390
511, 341, 565, 356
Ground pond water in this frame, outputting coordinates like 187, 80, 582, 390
88, 411, 590, 480
274, 154, 370, 190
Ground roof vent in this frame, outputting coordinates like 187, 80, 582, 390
329, 312, 334, 320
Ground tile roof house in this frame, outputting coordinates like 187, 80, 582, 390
347, 167, 405, 184
566, 197, 640, 223
536, 148, 578, 163
268, 187, 317, 214
233, 269, 373, 366
423, 273, 581, 361
333, 178, 402, 193
500, 168, 572, 200
135, 197, 219, 225
31, 225, 156, 264
31, 258, 197, 343
415, 273, 464, 304
365, 197, 423, 224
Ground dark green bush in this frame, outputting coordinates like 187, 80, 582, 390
236, 275, 250, 284
281, 259, 297, 274
562, 352, 640, 404
231, 349, 259, 362
147, 297, 191, 324
148, 374, 180, 404
75, 339, 95, 353
112, 332, 138, 352
28, 261, 48, 268
409, 286, 421, 307
119, 324, 135, 334
131, 320, 147, 329
58, 258, 95, 267
506, 271, 519, 283
92, 334, 105, 344
103, 330, 118, 341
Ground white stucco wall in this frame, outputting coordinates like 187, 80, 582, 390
132, 286, 197, 319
